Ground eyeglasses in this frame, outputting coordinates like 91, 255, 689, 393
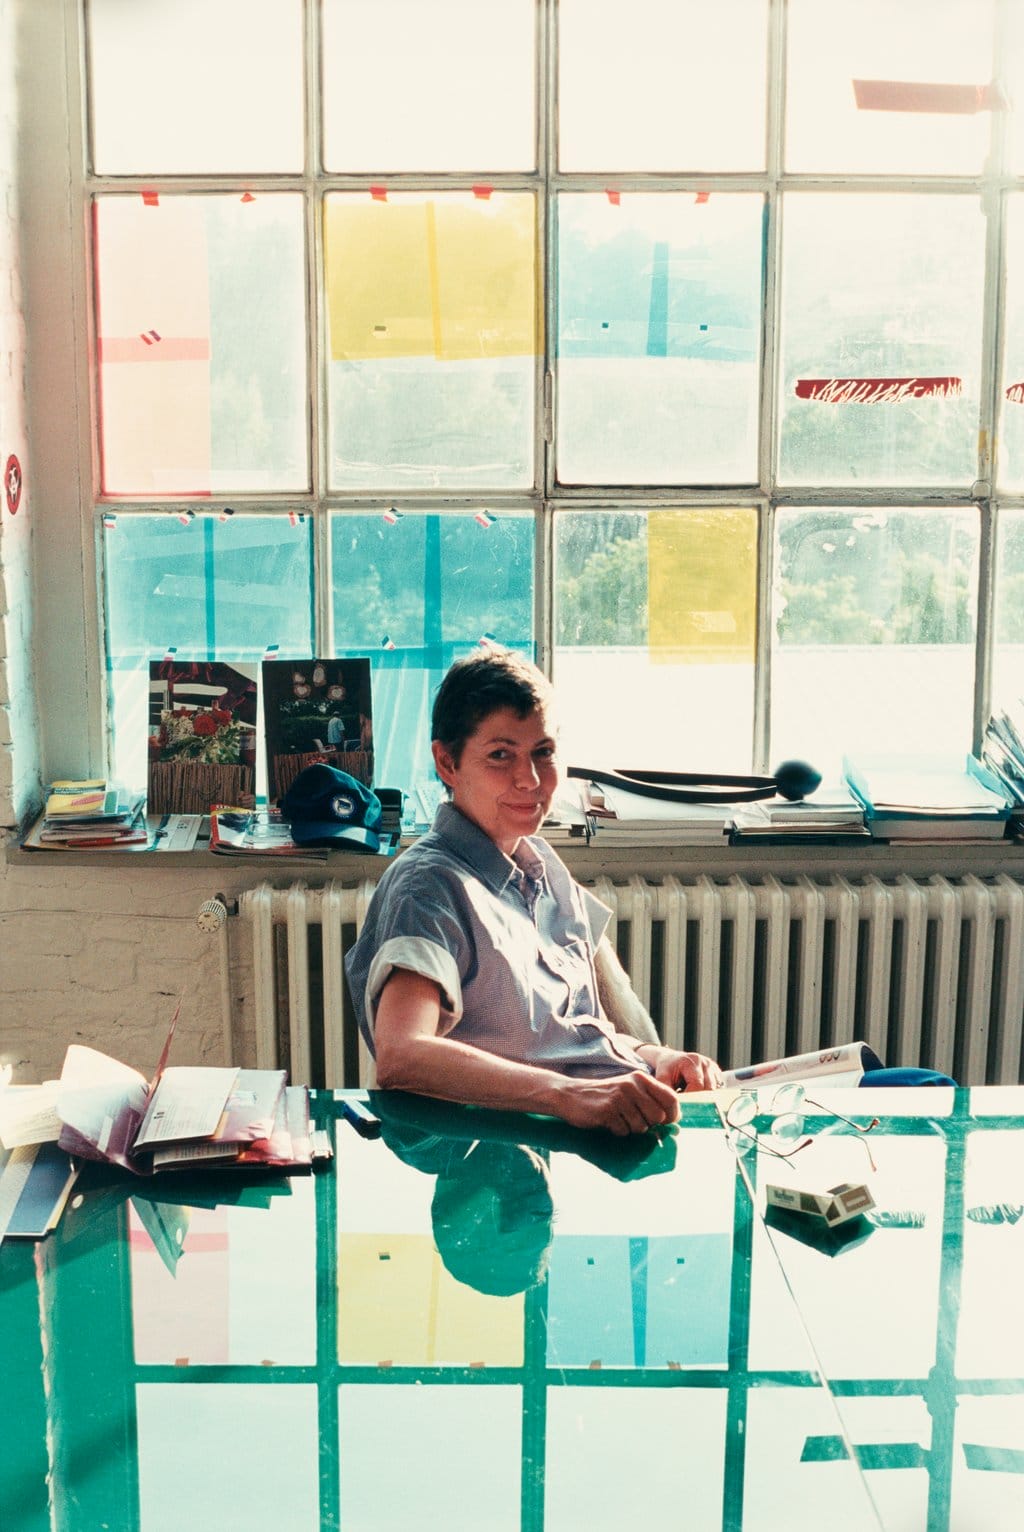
722, 1083, 880, 1171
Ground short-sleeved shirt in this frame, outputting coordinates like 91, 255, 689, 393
344, 802, 648, 1079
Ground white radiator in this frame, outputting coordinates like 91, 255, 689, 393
230, 873, 1024, 1089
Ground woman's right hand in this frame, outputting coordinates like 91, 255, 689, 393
553, 1071, 680, 1136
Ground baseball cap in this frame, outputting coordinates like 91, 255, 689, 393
279, 764, 382, 852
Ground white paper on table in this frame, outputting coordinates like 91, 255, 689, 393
133, 1066, 240, 1149
0, 1081, 63, 1148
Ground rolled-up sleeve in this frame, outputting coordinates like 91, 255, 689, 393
365, 935, 463, 1034
354, 882, 474, 1044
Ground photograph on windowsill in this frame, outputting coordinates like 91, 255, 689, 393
146, 658, 258, 816
262, 655, 374, 799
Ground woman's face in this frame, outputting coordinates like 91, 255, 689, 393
432, 705, 559, 855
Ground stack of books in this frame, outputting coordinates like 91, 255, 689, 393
981, 703, 1024, 840
843, 754, 1012, 842
27, 778, 147, 849
730, 784, 870, 845
571, 778, 733, 845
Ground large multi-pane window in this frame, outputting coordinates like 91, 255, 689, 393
81, 0, 1024, 799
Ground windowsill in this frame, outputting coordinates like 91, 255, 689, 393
8, 824, 1024, 882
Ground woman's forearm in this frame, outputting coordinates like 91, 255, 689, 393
375, 1028, 571, 1116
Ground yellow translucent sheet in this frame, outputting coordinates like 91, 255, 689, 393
324, 193, 537, 363
648, 508, 758, 662
337, 1233, 523, 1366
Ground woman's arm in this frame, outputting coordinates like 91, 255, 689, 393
593, 935, 723, 1091
374, 968, 682, 1135
594, 935, 660, 1044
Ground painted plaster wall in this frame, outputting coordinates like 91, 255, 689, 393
0, 0, 38, 828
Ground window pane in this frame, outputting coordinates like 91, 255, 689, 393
88, 0, 303, 173
773, 509, 979, 781
558, 0, 767, 172
329, 510, 535, 800
1003, 4, 1024, 174
322, 0, 535, 172
786, 0, 997, 175
553, 509, 757, 771
324, 192, 535, 491
992, 509, 1024, 712
998, 197, 1024, 490
104, 513, 315, 793
95, 195, 308, 495
777, 194, 985, 488
556, 195, 763, 486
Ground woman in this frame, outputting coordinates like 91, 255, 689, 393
345, 649, 724, 1135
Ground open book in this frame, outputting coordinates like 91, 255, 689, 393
0, 1006, 327, 1179
723, 1040, 884, 1091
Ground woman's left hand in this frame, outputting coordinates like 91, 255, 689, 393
642, 1046, 724, 1093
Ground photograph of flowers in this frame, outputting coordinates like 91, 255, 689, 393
147, 659, 258, 814
262, 657, 374, 800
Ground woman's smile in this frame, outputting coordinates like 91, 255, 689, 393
432, 705, 559, 855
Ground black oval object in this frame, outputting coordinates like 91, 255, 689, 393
773, 759, 822, 801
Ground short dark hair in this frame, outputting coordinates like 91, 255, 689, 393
431, 649, 555, 764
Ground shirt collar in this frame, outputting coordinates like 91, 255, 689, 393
433, 802, 547, 896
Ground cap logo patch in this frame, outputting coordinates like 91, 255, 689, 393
332, 793, 356, 819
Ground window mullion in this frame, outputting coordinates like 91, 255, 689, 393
971, 0, 1015, 746
753, 0, 788, 772
306, 0, 325, 511
542, 0, 557, 504
754, 498, 774, 774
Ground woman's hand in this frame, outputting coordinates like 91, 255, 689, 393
375, 971, 690, 1135
552, 1070, 680, 1136
638, 1045, 725, 1094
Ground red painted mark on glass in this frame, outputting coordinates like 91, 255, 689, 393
795, 376, 962, 404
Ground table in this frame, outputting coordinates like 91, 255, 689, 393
1, 1087, 1020, 1531
732, 1083, 1024, 1532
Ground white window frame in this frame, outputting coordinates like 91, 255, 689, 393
19, 0, 1024, 785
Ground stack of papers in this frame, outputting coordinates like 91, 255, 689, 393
981, 702, 1024, 839
29, 778, 147, 848
23, 810, 203, 853
570, 779, 732, 844
843, 754, 1012, 841
0, 1007, 329, 1225
730, 784, 869, 844
209, 805, 328, 859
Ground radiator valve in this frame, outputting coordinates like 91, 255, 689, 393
197, 895, 229, 934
